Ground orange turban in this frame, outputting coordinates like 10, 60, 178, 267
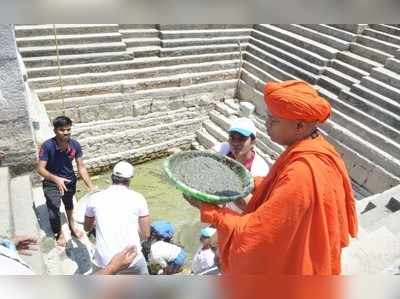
264, 80, 331, 123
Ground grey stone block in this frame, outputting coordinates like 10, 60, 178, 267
239, 101, 255, 117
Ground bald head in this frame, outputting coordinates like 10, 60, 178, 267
265, 112, 318, 146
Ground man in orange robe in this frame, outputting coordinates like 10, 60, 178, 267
185, 80, 358, 275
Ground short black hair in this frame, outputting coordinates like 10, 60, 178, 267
53, 116, 72, 129
111, 174, 130, 185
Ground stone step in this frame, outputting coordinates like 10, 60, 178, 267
160, 28, 252, 39
84, 134, 196, 171
319, 127, 400, 194
276, 24, 350, 50
318, 87, 400, 143
359, 202, 395, 231
161, 36, 249, 48
369, 24, 400, 36
209, 110, 232, 132
251, 29, 329, 66
15, 24, 120, 37
330, 108, 400, 160
352, 181, 372, 200
16, 32, 123, 47
123, 37, 160, 48
44, 80, 237, 116
331, 59, 370, 81
339, 89, 400, 132
0, 167, 11, 237
255, 24, 338, 59
246, 44, 319, 84
321, 120, 400, 178
336, 50, 382, 72
301, 24, 357, 42
328, 24, 367, 34
22, 51, 132, 68
76, 109, 202, 140
368, 210, 400, 237
36, 68, 238, 101
249, 35, 324, 75
119, 24, 156, 30
351, 83, 400, 116
80, 117, 202, 158
158, 24, 253, 30
19, 42, 127, 58
128, 46, 159, 58
28, 60, 239, 89
359, 76, 400, 101
203, 120, 229, 142
215, 102, 238, 117
241, 68, 276, 94
356, 184, 400, 213
322, 67, 360, 88
385, 57, 400, 73
27, 51, 240, 78
10, 175, 46, 274
350, 42, 394, 65
119, 28, 159, 38
362, 28, 400, 46
32, 186, 95, 274
356, 35, 400, 56
196, 129, 219, 149
160, 43, 244, 57
254, 138, 279, 163
244, 51, 295, 83
318, 75, 350, 94
341, 226, 400, 274
370, 67, 400, 90
224, 99, 240, 111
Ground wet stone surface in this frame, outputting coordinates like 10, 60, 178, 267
171, 156, 244, 197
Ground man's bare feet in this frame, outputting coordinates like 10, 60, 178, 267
69, 226, 83, 239
56, 232, 67, 247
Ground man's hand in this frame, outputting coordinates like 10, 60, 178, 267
53, 176, 70, 196
11, 236, 38, 256
102, 246, 137, 275
88, 185, 98, 193
183, 193, 202, 209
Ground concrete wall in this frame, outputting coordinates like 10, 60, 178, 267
0, 25, 36, 175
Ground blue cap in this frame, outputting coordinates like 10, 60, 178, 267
228, 117, 257, 137
151, 220, 176, 239
201, 226, 216, 238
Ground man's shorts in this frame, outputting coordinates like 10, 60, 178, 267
168, 249, 187, 269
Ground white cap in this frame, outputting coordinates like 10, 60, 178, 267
228, 117, 257, 138
112, 161, 134, 179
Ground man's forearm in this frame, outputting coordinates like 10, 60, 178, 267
79, 166, 94, 189
37, 167, 59, 183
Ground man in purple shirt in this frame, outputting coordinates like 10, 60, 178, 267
37, 116, 95, 247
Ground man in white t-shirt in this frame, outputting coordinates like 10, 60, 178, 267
212, 117, 269, 212
84, 161, 151, 274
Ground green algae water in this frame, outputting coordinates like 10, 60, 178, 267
76, 158, 203, 270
